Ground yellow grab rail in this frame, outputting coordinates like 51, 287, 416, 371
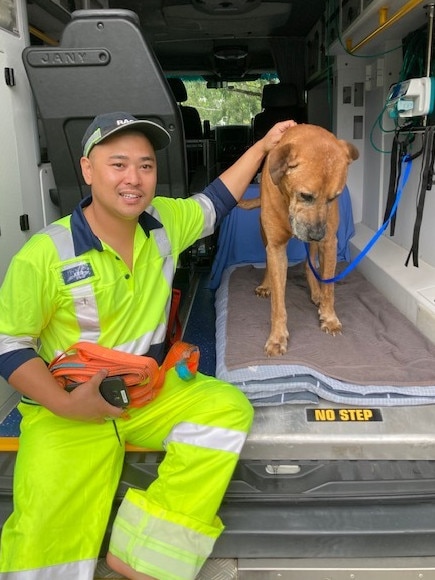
348, 0, 424, 53
0, 437, 153, 453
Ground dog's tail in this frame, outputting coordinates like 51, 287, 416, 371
237, 198, 260, 210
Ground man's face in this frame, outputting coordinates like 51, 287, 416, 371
80, 130, 158, 221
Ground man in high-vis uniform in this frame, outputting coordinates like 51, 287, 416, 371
0, 112, 294, 580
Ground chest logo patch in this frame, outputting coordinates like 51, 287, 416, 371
62, 262, 94, 284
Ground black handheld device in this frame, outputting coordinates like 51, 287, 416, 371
65, 375, 130, 408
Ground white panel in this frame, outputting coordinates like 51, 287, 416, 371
0, 50, 25, 282
332, 55, 365, 223
0, 4, 42, 283
0, 1, 44, 410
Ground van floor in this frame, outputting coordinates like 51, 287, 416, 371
181, 270, 217, 375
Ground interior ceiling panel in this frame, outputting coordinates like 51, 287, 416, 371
162, 3, 292, 36
110, 0, 326, 77
191, 0, 263, 15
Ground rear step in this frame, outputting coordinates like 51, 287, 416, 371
94, 556, 435, 579
214, 557, 435, 579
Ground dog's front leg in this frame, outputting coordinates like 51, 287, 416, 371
316, 236, 342, 335
263, 244, 289, 355
305, 243, 322, 306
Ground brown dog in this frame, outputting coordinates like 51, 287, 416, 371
239, 124, 359, 356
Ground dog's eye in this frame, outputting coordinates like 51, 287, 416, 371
300, 193, 315, 203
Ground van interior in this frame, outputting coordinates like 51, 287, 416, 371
2, 1, 435, 578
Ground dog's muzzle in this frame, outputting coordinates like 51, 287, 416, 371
307, 224, 326, 242
292, 218, 326, 242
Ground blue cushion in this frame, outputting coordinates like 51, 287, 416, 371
208, 183, 355, 289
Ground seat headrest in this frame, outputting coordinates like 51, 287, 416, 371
167, 77, 188, 103
261, 83, 298, 108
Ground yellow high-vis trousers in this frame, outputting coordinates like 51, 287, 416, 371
0, 369, 253, 580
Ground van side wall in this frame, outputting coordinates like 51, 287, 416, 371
0, 0, 51, 414
307, 5, 435, 344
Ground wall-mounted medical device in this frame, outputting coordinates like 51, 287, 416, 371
386, 77, 435, 118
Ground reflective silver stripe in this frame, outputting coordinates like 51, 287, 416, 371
152, 226, 172, 257
110, 493, 216, 579
43, 223, 75, 261
191, 193, 216, 237
147, 208, 175, 286
154, 225, 175, 340
147, 206, 175, 347
0, 558, 96, 580
116, 323, 166, 354
45, 223, 101, 343
70, 284, 100, 343
0, 334, 36, 356
164, 422, 247, 454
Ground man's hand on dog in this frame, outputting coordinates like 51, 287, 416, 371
261, 120, 297, 154
219, 119, 297, 205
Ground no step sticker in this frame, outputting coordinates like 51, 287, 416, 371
306, 408, 383, 422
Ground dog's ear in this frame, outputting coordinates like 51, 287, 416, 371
268, 143, 294, 186
339, 140, 359, 163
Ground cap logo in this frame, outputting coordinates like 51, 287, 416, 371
116, 119, 134, 126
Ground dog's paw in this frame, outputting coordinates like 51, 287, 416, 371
255, 285, 271, 298
264, 333, 289, 356
320, 316, 342, 336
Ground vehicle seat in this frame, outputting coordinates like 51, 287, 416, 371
253, 83, 307, 142
22, 9, 188, 217
215, 125, 251, 172
168, 78, 203, 139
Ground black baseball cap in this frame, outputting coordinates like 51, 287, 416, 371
81, 112, 171, 157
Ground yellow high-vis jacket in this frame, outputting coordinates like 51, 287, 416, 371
0, 179, 235, 377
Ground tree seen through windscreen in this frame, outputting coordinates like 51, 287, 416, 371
183, 79, 276, 127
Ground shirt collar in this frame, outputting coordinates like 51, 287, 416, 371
70, 196, 163, 256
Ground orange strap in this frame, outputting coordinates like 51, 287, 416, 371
49, 340, 199, 408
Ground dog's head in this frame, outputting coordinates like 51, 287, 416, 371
266, 124, 359, 242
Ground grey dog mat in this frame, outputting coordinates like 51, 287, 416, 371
215, 263, 435, 406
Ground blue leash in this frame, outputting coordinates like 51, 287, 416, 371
305, 154, 413, 284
